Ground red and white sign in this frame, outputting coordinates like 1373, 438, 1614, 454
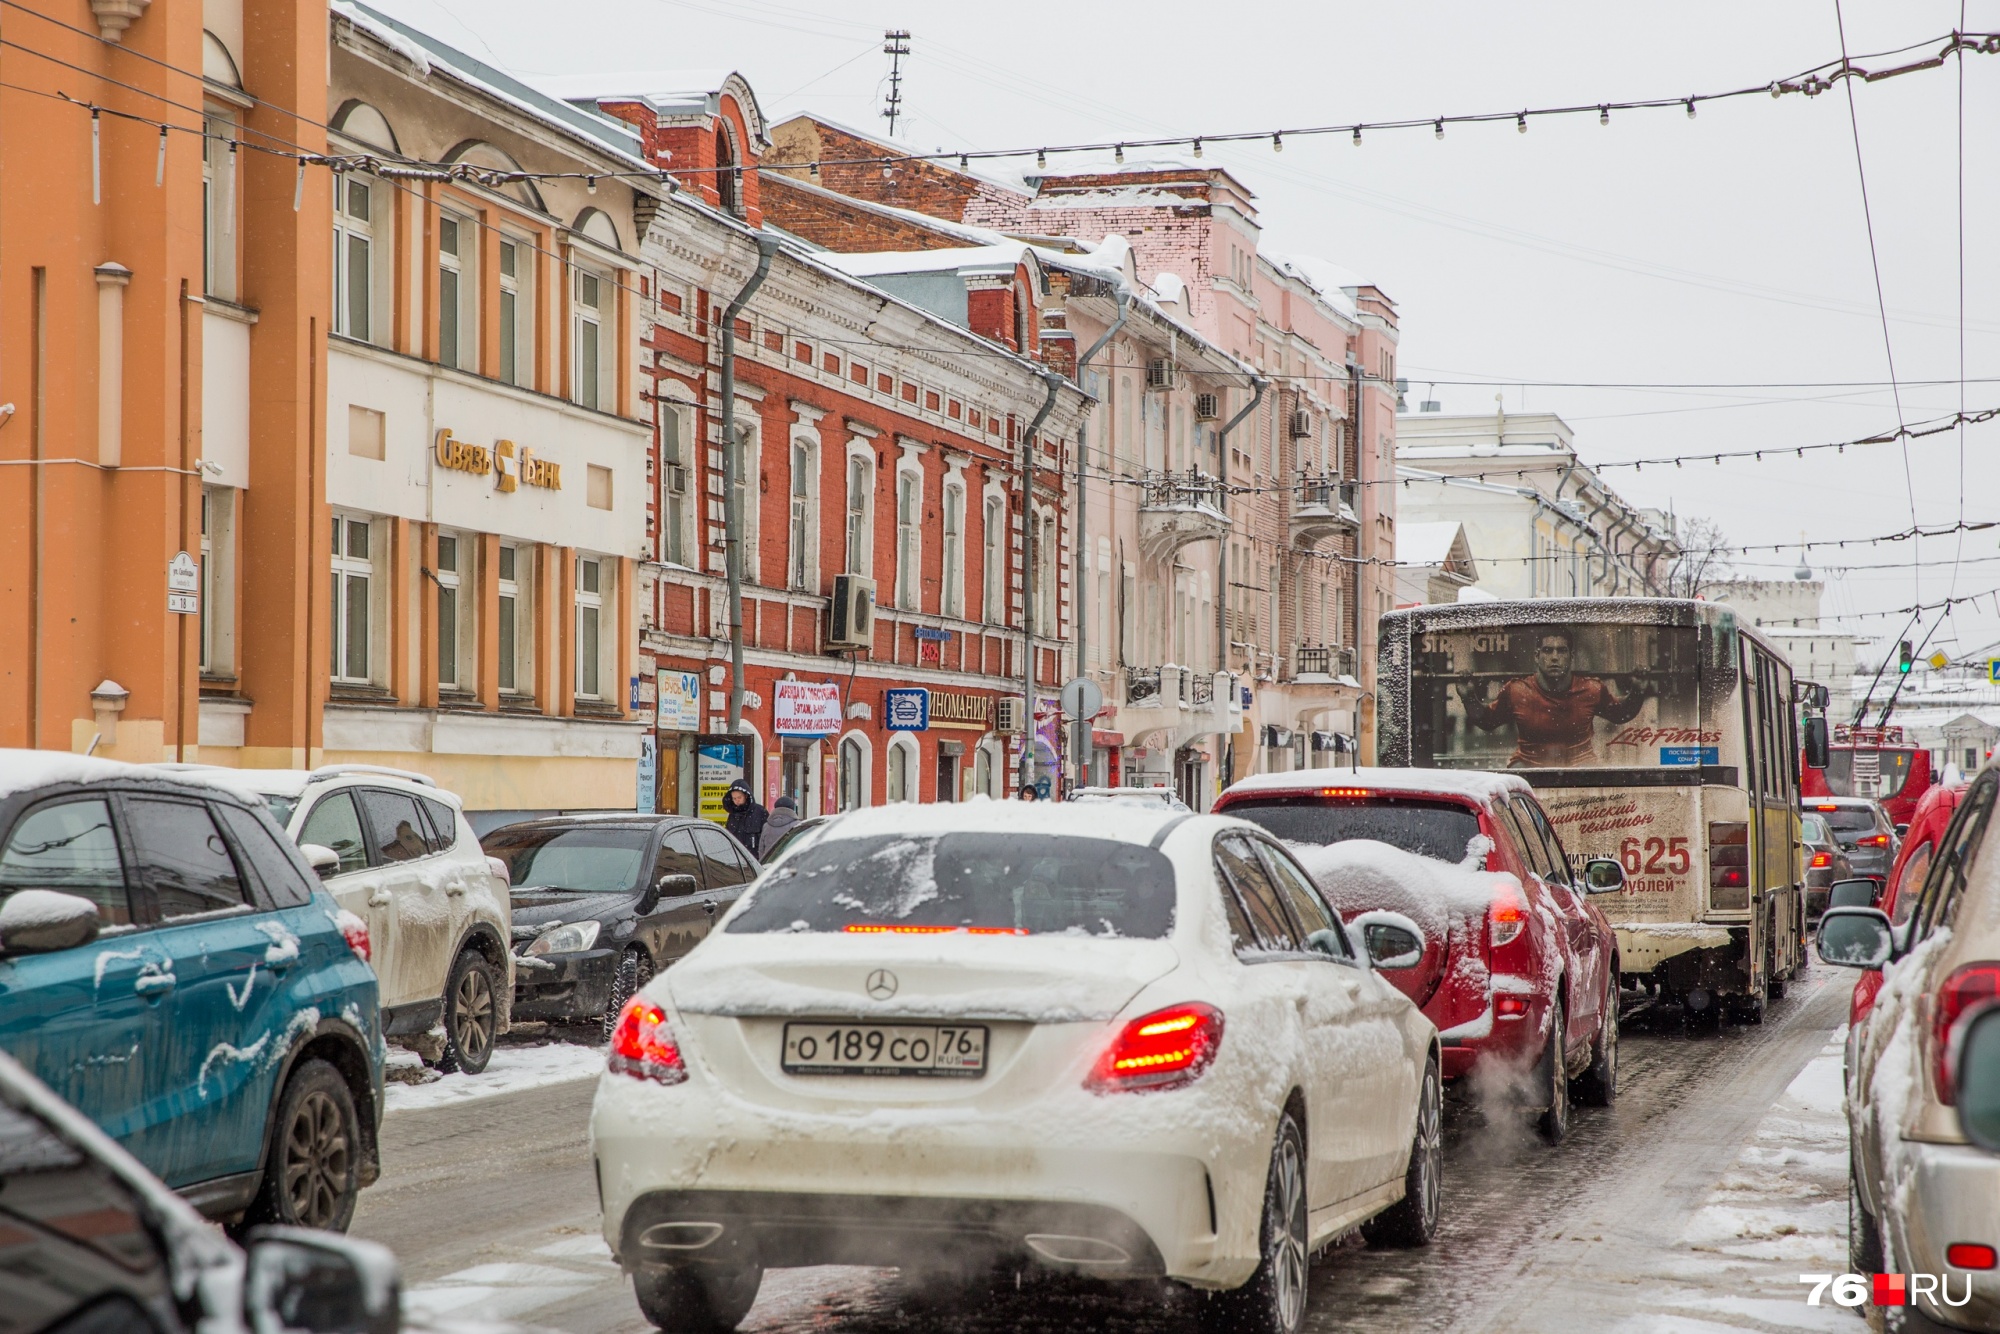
773, 680, 842, 736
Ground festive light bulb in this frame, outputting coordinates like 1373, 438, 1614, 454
1272, 132, 1282, 152
1516, 113, 1527, 133
1192, 138, 1202, 158
1599, 105, 1609, 126
1434, 119, 1444, 139
1686, 99, 1696, 118
586, 176, 597, 193
1036, 148, 1046, 169
1351, 126, 1362, 146
958, 154, 968, 169
1115, 143, 1124, 163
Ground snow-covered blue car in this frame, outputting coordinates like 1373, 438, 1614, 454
0, 751, 384, 1232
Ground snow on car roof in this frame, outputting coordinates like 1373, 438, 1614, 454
160, 766, 315, 798
806, 798, 1185, 846
1223, 765, 1531, 804
0, 749, 181, 801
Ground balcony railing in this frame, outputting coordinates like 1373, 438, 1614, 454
1293, 644, 1356, 680
1126, 666, 1163, 707
1139, 469, 1227, 513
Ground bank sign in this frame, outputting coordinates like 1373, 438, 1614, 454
884, 688, 930, 731
433, 428, 562, 493
773, 680, 842, 736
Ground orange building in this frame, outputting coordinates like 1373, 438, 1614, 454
0, 0, 329, 764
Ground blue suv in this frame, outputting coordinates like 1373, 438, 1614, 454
0, 752, 384, 1232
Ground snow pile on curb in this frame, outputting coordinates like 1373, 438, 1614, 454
383, 1041, 604, 1114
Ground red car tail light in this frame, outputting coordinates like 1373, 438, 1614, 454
842, 924, 1028, 936
334, 909, 370, 963
1809, 851, 1832, 869
1087, 1003, 1224, 1092
1857, 834, 1892, 848
1489, 878, 1528, 948
1948, 1243, 1998, 1270
1933, 963, 2000, 1105
1495, 994, 1530, 1019
608, 999, 689, 1085
1317, 787, 1373, 799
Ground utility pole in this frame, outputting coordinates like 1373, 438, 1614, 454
882, 31, 910, 137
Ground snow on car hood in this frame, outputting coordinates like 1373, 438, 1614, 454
665, 931, 1181, 1023
509, 889, 636, 931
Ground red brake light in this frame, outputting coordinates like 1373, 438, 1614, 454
1318, 787, 1373, 799
1495, 994, 1530, 1019
1859, 834, 1892, 848
1489, 878, 1528, 948
335, 909, 370, 963
841, 924, 1027, 936
1087, 1003, 1224, 1092
1948, 1243, 1998, 1270
1810, 851, 1832, 869
1934, 963, 2000, 1105
608, 999, 688, 1084
1815, 804, 1841, 812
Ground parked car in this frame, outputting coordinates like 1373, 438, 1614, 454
1819, 763, 2000, 1331
175, 764, 512, 1074
1067, 786, 1192, 812
1800, 811, 1855, 921
1213, 767, 1624, 1142
1809, 797, 1898, 881
758, 813, 834, 867
484, 815, 759, 1033
590, 802, 1441, 1334
0, 752, 383, 1232
1846, 780, 1968, 1078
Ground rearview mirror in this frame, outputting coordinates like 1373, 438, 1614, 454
243, 1226, 400, 1334
1349, 910, 1425, 970
1827, 878, 1879, 911
299, 844, 340, 881
1581, 857, 1626, 894
1896, 823, 1910, 838
640, 871, 700, 916
0, 890, 101, 954
1816, 906, 1896, 969
1953, 1003, 2000, 1153
1803, 715, 1830, 771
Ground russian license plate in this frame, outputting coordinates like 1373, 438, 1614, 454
781, 1022, 989, 1078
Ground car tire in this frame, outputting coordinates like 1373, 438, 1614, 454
1362, 1056, 1441, 1248
1199, 1111, 1309, 1334
1572, 980, 1617, 1108
1849, 1154, 1883, 1275
633, 1264, 763, 1333
602, 949, 656, 1041
437, 950, 498, 1075
248, 1058, 360, 1233
1535, 999, 1570, 1144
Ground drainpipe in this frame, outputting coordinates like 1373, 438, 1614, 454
1071, 291, 1129, 785
1019, 368, 1066, 793
721, 234, 783, 735
1213, 374, 1267, 786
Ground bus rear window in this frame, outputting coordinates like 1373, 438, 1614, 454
1224, 797, 1484, 863
1824, 749, 1916, 800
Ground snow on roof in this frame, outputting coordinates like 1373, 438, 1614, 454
818, 242, 1034, 280
1396, 521, 1469, 569
535, 69, 734, 106
1265, 252, 1360, 320
0, 750, 144, 802
807, 799, 1186, 846
1222, 765, 1532, 804
1150, 271, 1187, 306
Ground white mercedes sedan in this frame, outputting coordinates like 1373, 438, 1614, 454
589, 803, 1441, 1334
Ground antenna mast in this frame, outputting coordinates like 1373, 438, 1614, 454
882, 30, 910, 136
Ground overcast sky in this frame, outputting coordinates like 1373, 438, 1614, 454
372, 0, 2000, 665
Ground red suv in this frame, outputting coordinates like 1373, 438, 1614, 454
1844, 779, 1967, 1078
1214, 767, 1624, 1142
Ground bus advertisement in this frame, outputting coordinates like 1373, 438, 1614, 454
1377, 599, 1808, 1018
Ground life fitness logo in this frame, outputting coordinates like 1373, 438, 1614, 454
1800, 1272, 1975, 1310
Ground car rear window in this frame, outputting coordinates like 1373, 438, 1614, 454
1817, 806, 1882, 832
727, 832, 1177, 938
485, 827, 649, 894
1223, 796, 1484, 863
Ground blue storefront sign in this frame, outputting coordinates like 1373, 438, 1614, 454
885, 687, 931, 731
1660, 746, 1720, 767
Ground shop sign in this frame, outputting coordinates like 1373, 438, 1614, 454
658, 670, 702, 732
884, 688, 930, 731
928, 691, 991, 730
773, 680, 842, 735
433, 428, 562, 492
697, 740, 745, 824
635, 734, 657, 814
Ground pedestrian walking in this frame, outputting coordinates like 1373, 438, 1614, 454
725, 779, 768, 856
763, 794, 801, 848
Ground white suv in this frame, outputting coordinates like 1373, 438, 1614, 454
173, 764, 512, 1073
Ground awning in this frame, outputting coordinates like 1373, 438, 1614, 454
1092, 729, 1125, 747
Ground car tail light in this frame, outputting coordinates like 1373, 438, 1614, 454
842, 924, 1028, 936
1857, 834, 1891, 848
1809, 851, 1832, 869
334, 909, 370, 963
1814, 804, 1841, 812
1709, 822, 1749, 904
1495, 994, 1530, 1020
1934, 964, 2000, 1105
1947, 1243, 1998, 1270
608, 999, 688, 1085
1317, 787, 1372, 799
1489, 878, 1528, 948
1087, 1002, 1224, 1092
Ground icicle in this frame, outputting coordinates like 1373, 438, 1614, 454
92, 109, 101, 205
155, 124, 167, 187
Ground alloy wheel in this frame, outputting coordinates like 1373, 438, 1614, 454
1271, 1130, 1308, 1331
1413, 1067, 1442, 1232
281, 1089, 352, 1229
453, 965, 495, 1068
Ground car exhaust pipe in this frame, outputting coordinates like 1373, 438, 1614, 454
639, 1221, 725, 1251
1024, 1234, 1132, 1266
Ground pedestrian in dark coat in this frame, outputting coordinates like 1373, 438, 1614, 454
724, 779, 769, 856
762, 795, 801, 849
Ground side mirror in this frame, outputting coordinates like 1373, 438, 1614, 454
1803, 715, 1830, 771
1953, 1003, 2000, 1152
0, 890, 101, 954
1581, 857, 1626, 894
1896, 823, 1910, 838
1349, 910, 1426, 969
243, 1226, 400, 1334
300, 844, 340, 881
1827, 878, 1880, 911
1816, 906, 1897, 969
641, 872, 700, 916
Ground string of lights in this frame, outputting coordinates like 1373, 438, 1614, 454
1758, 588, 2000, 627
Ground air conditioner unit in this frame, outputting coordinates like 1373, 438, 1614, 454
994, 697, 1024, 733
1145, 359, 1179, 391
827, 574, 876, 649
664, 463, 688, 494
1194, 392, 1220, 422
1289, 409, 1314, 438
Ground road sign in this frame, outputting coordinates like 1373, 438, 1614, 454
167, 551, 198, 615
1929, 651, 1950, 671
1059, 676, 1103, 721
1989, 659, 2000, 684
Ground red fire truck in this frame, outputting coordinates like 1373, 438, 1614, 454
1799, 723, 1935, 827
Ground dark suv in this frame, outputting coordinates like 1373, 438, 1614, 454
1810, 798, 1897, 881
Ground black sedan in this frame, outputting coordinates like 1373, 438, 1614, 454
482, 815, 760, 1033
1801, 811, 1856, 921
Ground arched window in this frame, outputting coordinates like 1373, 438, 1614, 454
895, 468, 922, 611
982, 496, 1005, 623
845, 454, 871, 576
887, 737, 915, 803
941, 484, 964, 618
839, 735, 868, 810
715, 125, 739, 214
789, 439, 816, 590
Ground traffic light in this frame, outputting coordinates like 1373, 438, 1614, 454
1899, 640, 1914, 675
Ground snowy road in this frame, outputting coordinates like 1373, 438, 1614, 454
351, 967, 1854, 1333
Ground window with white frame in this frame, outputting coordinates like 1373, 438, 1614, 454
436, 533, 466, 691
660, 407, 691, 567
329, 513, 374, 684
730, 423, 759, 580
332, 174, 373, 340
844, 454, 872, 576
1120, 561, 1136, 664
895, 468, 921, 611
838, 735, 868, 811
1035, 511, 1058, 636
982, 496, 1004, 623
789, 439, 816, 591
941, 483, 964, 618
499, 237, 533, 388
498, 544, 530, 695
438, 213, 472, 369
887, 737, 915, 803
573, 269, 605, 410
1094, 538, 1111, 667
203, 115, 237, 301
575, 556, 604, 699
198, 487, 233, 675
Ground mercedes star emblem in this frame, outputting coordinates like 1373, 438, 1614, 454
865, 969, 899, 1000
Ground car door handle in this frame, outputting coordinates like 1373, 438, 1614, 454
446, 880, 466, 897
702, 899, 718, 915
369, 891, 392, 907
134, 973, 176, 999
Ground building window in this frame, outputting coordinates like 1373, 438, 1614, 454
574, 269, 603, 410
1095, 538, 1111, 667
199, 490, 216, 673
838, 735, 867, 810
789, 440, 816, 591
983, 496, 1004, 623
203, 116, 237, 301
895, 469, 921, 611
499, 238, 533, 387
1121, 561, 1137, 664
974, 742, 994, 799
588, 464, 613, 511
498, 544, 529, 695
844, 454, 871, 576
941, 484, 964, 619
887, 738, 913, 803
1034, 512, 1058, 636
661, 408, 690, 567
730, 424, 759, 580
438, 214, 465, 368
330, 514, 373, 684
436, 533, 463, 690
332, 175, 372, 339
575, 557, 603, 700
